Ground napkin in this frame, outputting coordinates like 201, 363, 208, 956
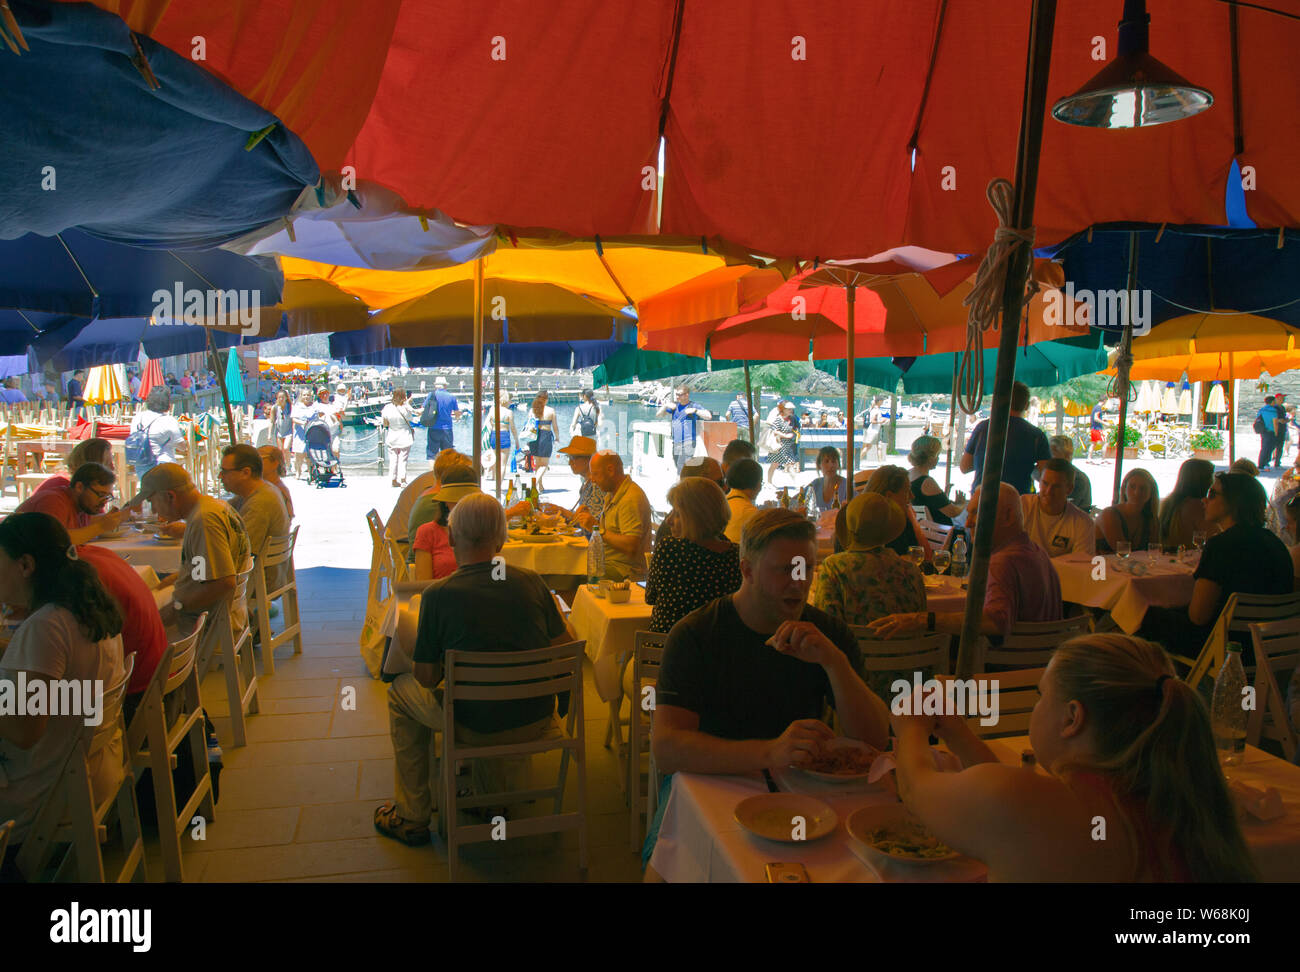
1228, 779, 1285, 821
867, 747, 962, 784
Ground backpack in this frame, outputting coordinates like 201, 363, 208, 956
1254, 413, 1267, 435
419, 390, 442, 428
576, 402, 597, 437
124, 415, 160, 466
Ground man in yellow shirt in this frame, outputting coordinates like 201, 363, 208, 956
582, 451, 652, 581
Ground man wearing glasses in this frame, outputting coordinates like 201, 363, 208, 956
657, 386, 712, 473
14, 461, 128, 545
219, 444, 290, 590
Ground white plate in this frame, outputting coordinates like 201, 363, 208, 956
797, 738, 881, 783
507, 530, 560, 544
152, 534, 182, 545
734, 793, 837, 843
846, 805, 961, 863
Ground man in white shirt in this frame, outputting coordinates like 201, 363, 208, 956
1020, 458, 1096, 558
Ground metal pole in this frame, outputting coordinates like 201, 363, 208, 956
1228, 358, 1236, 463
846, 284, 856, 476
472, 257, 484, 476
203, 327, 238, 444
956, 0, 1057, 679
1111, 232, 1139, 505
945, 355, 958, 492
494, 343, 502, 500
744, 362, 756, 443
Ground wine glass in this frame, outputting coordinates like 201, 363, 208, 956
1116, 541, 1131, 561
1192, 530, 1207, 552
932, 550, 951, 575
906, 545, 925, 570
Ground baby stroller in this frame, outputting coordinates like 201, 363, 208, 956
304, 419, 345, 488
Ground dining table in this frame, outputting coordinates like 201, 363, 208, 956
568, 583, 654, 705
648, 735, 1300, 882
92, 532, 185, 574
1052, 549, 1197, 633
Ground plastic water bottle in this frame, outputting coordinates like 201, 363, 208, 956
950, 534, 968, 580
1210, 644, 1248, 766
587, 530, 605, 583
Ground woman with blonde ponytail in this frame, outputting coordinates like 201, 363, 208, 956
891, 632, 1256, 882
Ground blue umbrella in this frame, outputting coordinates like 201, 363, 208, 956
27, 314, 288, 372
224, 350, 247, 404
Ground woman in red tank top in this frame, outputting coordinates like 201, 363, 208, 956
891, 632, 1255, 882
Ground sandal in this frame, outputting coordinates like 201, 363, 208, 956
373, 802, 430, 846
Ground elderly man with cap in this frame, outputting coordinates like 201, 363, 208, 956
419, 375, 462, 464
133, 462, 253, 639
867, 482, 1061, 640
583, 450, 652, 581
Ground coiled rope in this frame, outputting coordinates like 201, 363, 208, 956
957, 178, 1039, 415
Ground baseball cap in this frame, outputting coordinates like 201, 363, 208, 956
558, 436, 597, 456
127, 462, 191, 507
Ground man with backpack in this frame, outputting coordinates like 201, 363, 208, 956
571, 389, 601, 441
126, 387, 185, 477
420, 376, 461, 463
1256, 395, 1285, 471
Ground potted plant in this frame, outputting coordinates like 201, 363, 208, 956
1106, 424, 1142, 460
1191, 428, 1225, 460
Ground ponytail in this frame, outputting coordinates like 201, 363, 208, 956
1051, 634, 1256, 882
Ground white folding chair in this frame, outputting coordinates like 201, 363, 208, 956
439, 641, 588, 881
126, 615, 213, 882
18, 655, 147, 882
197, 565, 260, 747
938, 666, 1045, 740
626, 631, 665, 848
980, 615, 1092, 671
1248, 617, 1300, 763
920, 520, 953, 549
252, 526, 303, 676
1179, 592, 1300, 690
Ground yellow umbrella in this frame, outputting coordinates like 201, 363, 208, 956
83, 364, 126, 405
1041, 397, 1092, 417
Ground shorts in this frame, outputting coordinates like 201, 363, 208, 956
489, 431, 511, 451
1089, 428, 1103, 443
426, 427, 454, 459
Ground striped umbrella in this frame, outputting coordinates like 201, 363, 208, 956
83, 364, 125, 405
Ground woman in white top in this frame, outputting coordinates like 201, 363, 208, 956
128, 386, 185, 477
271, 389, 294, 455
290, 389, 316, 479
0, 513, 126, 865
482, 392, 517, 482
380, 388, 418, 488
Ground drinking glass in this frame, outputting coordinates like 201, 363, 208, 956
1192, 530, 1207, 551
907, 545, 925, 569
932, 550, 951, 575
1116, 541, 1131, 560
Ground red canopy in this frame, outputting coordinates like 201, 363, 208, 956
80, 0, 1300, 258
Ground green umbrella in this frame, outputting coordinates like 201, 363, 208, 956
815, 334, 1106, 394
592, 345, 753, 386
224, 349, 247, 404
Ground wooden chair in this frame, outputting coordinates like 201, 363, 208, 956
126, 615, 212, 882
626, 631, 665, 848
980, 615, 1092, 671
1248, 617, 1300, 763
850, 629, 951, 686
937, 666, 1045, 739
1177, 592, 1300, 691
18, 655, 147, 882
911, 505, 930, 522
197, 565, 260, 747
919, 520, 953, 549
252, 526, 303, 676
16, 472, 56, 502
439, 641, 588, 881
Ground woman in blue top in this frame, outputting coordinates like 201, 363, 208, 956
523, 391, 558, 491
803, 446, 848, 515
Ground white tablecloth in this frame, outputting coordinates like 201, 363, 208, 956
1053, 551, 1196, 632
500, 535, 589, 578
649, 735, 1300, 882
922, 575, 967, 614
568, 583, 653, 703
91, 535, 184, 573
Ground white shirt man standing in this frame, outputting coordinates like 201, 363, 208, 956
1020, 458, 1096, 558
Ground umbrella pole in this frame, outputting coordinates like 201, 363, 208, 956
846, 285, 856, 477
744, 362, 755, 443
204, 326, 238, 444
1229, 355, 1236, 463
945, 355, 958, 493
956, 0, 1057, 680
1111, 232, 1139, 506
472, 257, 484, 477
494, 343, 502, 500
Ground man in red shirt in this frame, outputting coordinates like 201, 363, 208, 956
76, 543, 168, 696
32, 437, 114, 497
15, 462, 128, 545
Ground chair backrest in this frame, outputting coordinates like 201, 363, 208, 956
1248, 617, 1300, 762
90, 653, 135, 757
365, 509, 385, 548
985, 615, 1092, 669
385, 537, 410, 584
911, 505, 930, 522
1187, 591, 1300, 688
444, 641, 586, 729
850, 628, 951, 676
632, 631, 666, 698
938, 667, 1045, 739
256, 524, 300, 569
165, 613, 208, 696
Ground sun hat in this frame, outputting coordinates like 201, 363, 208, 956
837, 492, 906, 552
434, 376, 448, 387
558, 436, 597, 456
429, 482, 481, 505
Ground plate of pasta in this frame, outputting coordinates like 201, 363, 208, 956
796, 738, 882, 782
846, 806, 960, 863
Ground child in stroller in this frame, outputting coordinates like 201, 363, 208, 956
303, 418, 345, 487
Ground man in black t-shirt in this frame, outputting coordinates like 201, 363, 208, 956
960, 381, 1051, 494
375, 494, 576, 847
